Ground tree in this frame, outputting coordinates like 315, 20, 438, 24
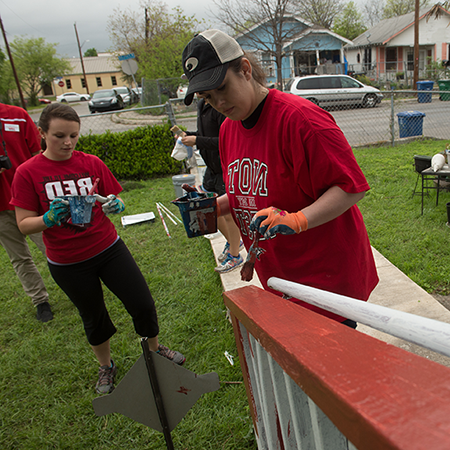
293, 0, 344, 28
10, 37, 70, 106
382, 0, 430, 19
333, 2, 367, 40
84, 48, 98, 57
213, 0, 315, 90
107, 1, 201, 81
363, 0, 385, 26
0, 47, 15, 104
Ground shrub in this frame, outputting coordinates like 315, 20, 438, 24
77, 123, 183, 179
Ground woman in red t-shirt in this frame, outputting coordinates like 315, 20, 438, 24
180, 30, 378, 327
11, 103, 185, 395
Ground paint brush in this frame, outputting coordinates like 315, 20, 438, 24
89, 178, 100, 195
156, 203, 171, 238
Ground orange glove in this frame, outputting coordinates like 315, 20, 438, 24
250, 207, 308, 239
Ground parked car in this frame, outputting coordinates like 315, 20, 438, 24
88, 89, 124, 113
38, 98, 52, 104
56, 92, 90, 103
177, 85, 188, 100
114, 86, 134, 106
284, 74, 383, 108
131, 87, 142, 103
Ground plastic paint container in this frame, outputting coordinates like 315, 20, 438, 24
59, 195, 97, 224
172, 192, 218, 238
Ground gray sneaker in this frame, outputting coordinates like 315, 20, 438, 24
157, 344, 186, 365
215, 253, 244, 273
95, 360, 117, 394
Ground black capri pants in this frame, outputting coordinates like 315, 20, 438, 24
48, 238, 159, 346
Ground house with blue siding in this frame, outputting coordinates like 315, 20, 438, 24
235, 17, 352, 87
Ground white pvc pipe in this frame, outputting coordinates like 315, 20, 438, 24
268, 277, 450, 358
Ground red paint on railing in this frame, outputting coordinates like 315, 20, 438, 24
224, 285, 450, 450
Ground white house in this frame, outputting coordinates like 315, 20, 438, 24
345, 6, 450, 82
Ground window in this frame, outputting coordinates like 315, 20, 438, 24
320, 77, 341, 89
81, 78, 86, 88
111, 76, 117, 86
96, 77, 102, 87
357, 53, 360, 63
341, 77, 361, 89
296, 78, 320, 89
66, 79, 72, 89
407, 52, 414, 71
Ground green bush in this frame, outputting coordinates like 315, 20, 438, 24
77, 123, 183, 179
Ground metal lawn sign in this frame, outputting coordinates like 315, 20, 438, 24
93, 338, 220, 449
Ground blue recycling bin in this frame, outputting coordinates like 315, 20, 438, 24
397, 111, 426, 138
416, 80, 434, 103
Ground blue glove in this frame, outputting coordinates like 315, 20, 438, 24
102, 195, 125, 215
43, 198, 70, 228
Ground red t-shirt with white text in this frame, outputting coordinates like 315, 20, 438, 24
219, 89, 378, 321
11, 151, 122, 264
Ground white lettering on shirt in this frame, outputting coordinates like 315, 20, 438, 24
45, 177, 93, 200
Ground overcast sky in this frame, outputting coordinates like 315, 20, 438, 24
0, 0, 222, 58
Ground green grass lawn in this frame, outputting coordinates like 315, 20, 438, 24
355, 139, 450, 294
0, 178, 255, 449
1, 138, 449, 448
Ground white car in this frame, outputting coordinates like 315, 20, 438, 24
284, 74, 383, 108
56, 92, 90, 103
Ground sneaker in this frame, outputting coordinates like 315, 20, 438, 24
215, 253, 244, 274
157, 344, 186, 365
95, 360, 117, 394
218, 240, 244, 262
36, 302, 53, 323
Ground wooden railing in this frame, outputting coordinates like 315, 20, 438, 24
223, 284, 450, 450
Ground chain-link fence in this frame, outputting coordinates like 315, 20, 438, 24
78, 90, 450, 148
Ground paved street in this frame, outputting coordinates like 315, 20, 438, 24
28, 96, 449, 147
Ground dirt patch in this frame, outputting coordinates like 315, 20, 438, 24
431, 294, 450, 311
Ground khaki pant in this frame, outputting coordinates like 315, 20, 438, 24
0, 210, 49, 306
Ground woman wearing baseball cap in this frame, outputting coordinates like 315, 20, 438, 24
182, 30, 378, 326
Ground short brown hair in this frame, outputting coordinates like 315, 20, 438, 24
39, 103, 80, 150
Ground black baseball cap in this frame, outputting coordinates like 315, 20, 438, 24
182, 30, 244, 105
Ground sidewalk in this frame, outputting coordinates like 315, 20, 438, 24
190, 167, 450, 367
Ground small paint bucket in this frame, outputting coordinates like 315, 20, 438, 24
172, 192, 218, 238
59, 195, 96, 224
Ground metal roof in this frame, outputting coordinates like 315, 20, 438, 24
347, 7, 447, 48
65, 54, 121, 75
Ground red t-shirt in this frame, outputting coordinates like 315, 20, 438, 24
219, 89, 378, 322
0, 104, 41, 211
10, 151, 122, 264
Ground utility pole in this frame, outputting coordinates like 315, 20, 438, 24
413, 0, 419, 92
0, 15, 27, 110
74, 23, 89, 95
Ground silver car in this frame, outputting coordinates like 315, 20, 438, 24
284, 75, 383, 108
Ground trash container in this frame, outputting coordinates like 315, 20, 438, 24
416, 80, 434, 103
438, 80, 450, 101
172, 174, 196, 198
397, 111, 426, 138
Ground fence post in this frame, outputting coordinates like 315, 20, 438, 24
390, 89, 395, 146
165, 101, 176, 126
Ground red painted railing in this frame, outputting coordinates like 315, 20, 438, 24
224, 285, 450, 450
